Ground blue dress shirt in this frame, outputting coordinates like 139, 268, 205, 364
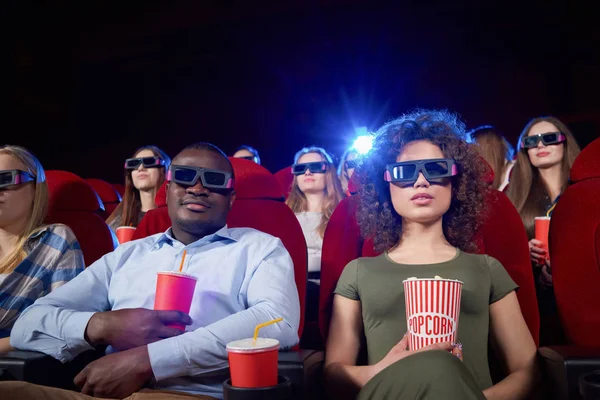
11, 226, 300, 398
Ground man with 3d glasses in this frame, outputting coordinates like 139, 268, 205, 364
1, 143, 300, 400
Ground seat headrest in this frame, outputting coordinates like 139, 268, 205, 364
570, 137, 600, 183
229, 157, 283, 200
46, 171, 104, 212
86, 178, 122, 203
348, 171, 361, 194
155, 181, 168, 207
274, 166, 294, 199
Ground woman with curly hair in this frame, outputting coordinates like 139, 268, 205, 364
324, 110, 539, 399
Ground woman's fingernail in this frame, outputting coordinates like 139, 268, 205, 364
456, 341, 463, 350
451, 341, 457, 348
456, 353, 462, 358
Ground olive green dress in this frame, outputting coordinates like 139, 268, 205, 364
334, 250, 518, 399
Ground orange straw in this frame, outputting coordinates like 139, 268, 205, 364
253, 318, 283, 345
178, 250, 187, 272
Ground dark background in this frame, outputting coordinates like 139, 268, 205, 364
9, 1, 600, 184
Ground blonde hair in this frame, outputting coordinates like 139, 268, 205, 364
337, 149, 359, 193
0, 145, 49, 273
506, 116, 581, 238
286, 147, 345, 237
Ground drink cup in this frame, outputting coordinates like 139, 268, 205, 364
403, 277, 463, 350
226, 338, 279, 388
116, 226, 136, 244
154, 272, 197, 331
535, 216, 551, 262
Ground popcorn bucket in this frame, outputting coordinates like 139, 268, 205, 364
403, 278, 463, 350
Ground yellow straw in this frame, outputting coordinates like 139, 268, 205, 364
178, 250, 187, 273
546, 203, 557, 217
253, 318, 283, 344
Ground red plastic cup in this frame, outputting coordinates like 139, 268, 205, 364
116, 226, 136, 244
154, 272, 197, 331
226, 338, 280, 388
535, 216, 551, 262
403, 278, 463, 350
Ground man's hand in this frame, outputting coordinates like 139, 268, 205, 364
85, 308, 192, 350
74, 346, 154, 398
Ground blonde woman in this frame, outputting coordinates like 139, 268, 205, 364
286, 147, 345, 279
337, 148, 359, 195
0, 146, 84, 351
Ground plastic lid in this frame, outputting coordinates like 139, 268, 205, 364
226, 338, 280, 353
534, 216, 551, 220
116, 226, 136, 230
157, 271, 198, 281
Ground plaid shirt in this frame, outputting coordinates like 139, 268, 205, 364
0, 224, 85, 337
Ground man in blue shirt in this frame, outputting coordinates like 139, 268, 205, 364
1, 143, 300, 399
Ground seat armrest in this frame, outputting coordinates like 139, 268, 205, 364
278, 349, 324, 400
0, 350, 72, 388
539, 345, 600, 400
0, 349, 324, 399
0, 348, 105, 389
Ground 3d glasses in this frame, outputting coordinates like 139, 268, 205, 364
345, 160, 357, 170
291, 162, 328, 175
521, 132, 566, 149
124, 156, 166, 170
384, 158, 458, 183
238, 156, 256, 162
167, 165, 234, 189
0, 170, 36, 189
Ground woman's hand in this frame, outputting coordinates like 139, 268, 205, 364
528, 239, 547, 264
374, 333, 462, 375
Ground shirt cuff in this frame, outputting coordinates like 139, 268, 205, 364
61, 311, 96, 362
147, 336, 187, 381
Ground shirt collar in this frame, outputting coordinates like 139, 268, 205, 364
151, 225, 236, 251
29, 225, 51, 240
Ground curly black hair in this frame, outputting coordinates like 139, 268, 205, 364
357, 109, 488, 253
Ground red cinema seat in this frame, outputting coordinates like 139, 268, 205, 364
45, 171, 117, 266
86, 178, 122, 219
539, 139, 600, 400
550, 137, 600, 348
112, 183, 125, 197
274, 166, 294, 200
320, 178, 540, 346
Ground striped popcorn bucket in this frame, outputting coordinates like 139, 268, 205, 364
403, 278, 463, 351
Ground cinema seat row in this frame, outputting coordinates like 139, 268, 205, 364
0, 139, 599, 399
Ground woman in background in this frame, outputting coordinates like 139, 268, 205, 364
506, 116, 580, 343
0, 145, 84, 351
469, 125, 515, 191
232, 145, 261, 164
106, 145, 170, 232
338, 148, 359, 195
287, 146, 344, 347
287, 146, 345, 279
